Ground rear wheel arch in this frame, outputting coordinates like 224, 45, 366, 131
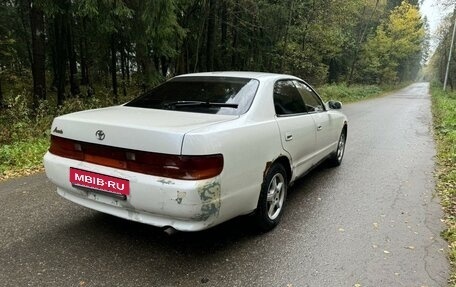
264, 155, 292, 184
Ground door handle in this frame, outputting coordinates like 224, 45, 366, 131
317, 125, 323, 131
285, 133, 293, 141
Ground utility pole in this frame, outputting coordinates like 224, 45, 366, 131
444, 7, 456, 91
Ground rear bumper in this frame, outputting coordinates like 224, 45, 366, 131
44, 152, 222, 231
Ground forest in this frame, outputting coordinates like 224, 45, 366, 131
0, 0, 428, 176
0, 0, 427, 106
430, 2, 456, 89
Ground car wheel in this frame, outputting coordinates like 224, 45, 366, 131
329, 128, 347, 167
254, 164, 288, 231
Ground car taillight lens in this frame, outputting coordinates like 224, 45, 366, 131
49, 135, 84, 161
49, 135, 223, 180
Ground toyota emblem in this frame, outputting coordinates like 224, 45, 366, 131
95, 130, 105, 140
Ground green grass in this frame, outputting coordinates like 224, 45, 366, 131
318, 83, 383, 102
0, 137, 49, 180
430, 84, 456, 285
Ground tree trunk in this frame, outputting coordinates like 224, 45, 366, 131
280, 0, 294, 71
80, 18, 89, 86
217, 1, 229, 70
67, 16, 79, 97
153, 56, 160, 73
54, 14, 68, 106
29, 1, 46, 107
120, 39, 127, 98
206, 0, 217, 71
347, 0, 380, 85
231, 18, 238, 69
126, 51, 131, 83
160, 56, 168, 77
0, 76, 3, 108
136, 39, 154, 90
194, 6, 209, 72
220, 0, 228, 52
18, 0, 33, 69
110, 34, 118, 102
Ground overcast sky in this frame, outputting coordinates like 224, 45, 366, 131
420, 0, 453, 50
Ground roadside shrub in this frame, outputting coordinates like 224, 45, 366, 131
0, 137, 49, 178
0, 92, 34, 143
318, 83, 383, 102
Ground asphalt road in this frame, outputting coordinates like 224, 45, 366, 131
0, 83, 449, 287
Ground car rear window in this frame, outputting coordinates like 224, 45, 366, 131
125, 76, 259, 115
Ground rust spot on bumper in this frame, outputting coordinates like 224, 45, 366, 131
195, 181, 221, 221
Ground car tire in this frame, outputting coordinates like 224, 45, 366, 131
254, 163, 288, 231
328, 128, 347, 167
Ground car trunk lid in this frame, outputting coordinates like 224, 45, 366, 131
50, 105, 238, 154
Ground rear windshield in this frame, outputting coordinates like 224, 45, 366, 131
125, 76, 259, 115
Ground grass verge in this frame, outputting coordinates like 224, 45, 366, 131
318, 82, 409, 102
0, 137, 49, 181
430, 84, 456, 285
319, 83, 383, 102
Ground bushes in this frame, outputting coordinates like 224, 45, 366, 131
0, 138, 49, 177
0, 85, 138, 145
318, 83, 383, 102
0, 83, 138, 180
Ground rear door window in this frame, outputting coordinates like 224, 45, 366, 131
273, 80, 307, 115
293, 81, 325, 113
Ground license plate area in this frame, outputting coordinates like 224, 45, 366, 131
70, 167, 130, 197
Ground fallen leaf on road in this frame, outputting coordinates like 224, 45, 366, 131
373, 223, 379, 229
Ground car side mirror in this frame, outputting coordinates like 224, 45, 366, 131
328, 101, 342, 110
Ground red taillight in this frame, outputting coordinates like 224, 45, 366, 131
49, 135, 223, 180
49, 135, 84, 161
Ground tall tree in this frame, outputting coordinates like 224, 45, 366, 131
345, 0, 383, 85
429, 10, 456, 88
206, 0, 216, 71
358, 1, 425, 84
29, 0, 46, 105
51, 0, 70, 105
66, 14, 79, 97
110, 33, 118, 101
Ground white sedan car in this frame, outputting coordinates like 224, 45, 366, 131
44, 72, 347, 232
